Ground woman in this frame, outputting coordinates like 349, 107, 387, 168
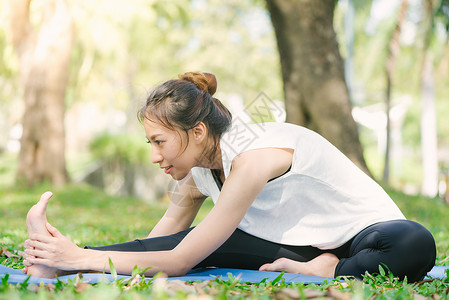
24, 72, 436, 282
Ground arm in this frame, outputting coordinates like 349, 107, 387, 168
25, 148, 292, 276
148, 172, 206, 238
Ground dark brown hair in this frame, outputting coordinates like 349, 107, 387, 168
138, 72, 232, 162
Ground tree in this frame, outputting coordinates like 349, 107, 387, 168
383, 0, 408, 184
265, 0, 370, 174
420, 0, 439, 197
2, 0, 73, 186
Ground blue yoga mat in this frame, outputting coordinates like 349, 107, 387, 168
0, 265, 447, 285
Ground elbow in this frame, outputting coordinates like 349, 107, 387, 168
142, 261, 189, 277
163, 265, 189, 277
167, 260, 191, 277
167, 267, 189, 277
165, 251, 193, 277
148, 250, 193, 277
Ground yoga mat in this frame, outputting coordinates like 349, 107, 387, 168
0, 264, 447, 286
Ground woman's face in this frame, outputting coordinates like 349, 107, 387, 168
144, 119, 201, 181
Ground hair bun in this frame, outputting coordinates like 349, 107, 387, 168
178, 71, 217, 96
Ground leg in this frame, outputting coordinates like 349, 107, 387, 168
259, 253, 339, 278
255, 234, 353, 277
85, 228, 195, 252
25, 192, 59, 278
335, 220, 436, 282
196, 229, 330, 271
87, 228, 330, 272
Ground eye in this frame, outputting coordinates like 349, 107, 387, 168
154, 140, 163, 145
146, 139, 151, 144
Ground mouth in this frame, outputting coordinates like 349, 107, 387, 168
161, 165, 173, 174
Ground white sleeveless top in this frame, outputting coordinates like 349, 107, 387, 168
191, 122, 405, 249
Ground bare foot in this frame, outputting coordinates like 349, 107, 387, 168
25, 191, 59, 278
259, 253, 339, 278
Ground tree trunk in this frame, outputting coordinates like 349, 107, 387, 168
420, 55, 438, 197
265, 0, 370, 175
420, 0, 438, 197
383, 0, 408, 184
3, 0, 73, 186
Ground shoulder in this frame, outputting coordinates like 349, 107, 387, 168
190, 167, 214, 197
171, 170, 207, 200
230, 147, 293, 183
220, 122, 304, 177
221, 122, 311, 141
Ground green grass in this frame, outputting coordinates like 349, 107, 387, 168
1, 183, 449, 299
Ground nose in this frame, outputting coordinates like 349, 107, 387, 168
151, 148, 163, 164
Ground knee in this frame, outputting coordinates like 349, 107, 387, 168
339, 220, 436, 281
398, 221, 435, 258
388, 221, 436, 281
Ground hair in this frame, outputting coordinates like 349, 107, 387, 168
138, 71, 232, 163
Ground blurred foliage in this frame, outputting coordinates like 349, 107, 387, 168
335, 0, 449, 187
0, 0, 448, 190
87, 132, 170, 201
89, 133, 151, 166
0, 182, 213, 260
436, 0, 449, 31
61, 0, 282, 112
0, 152, 17, 188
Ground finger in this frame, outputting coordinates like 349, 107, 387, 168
24, 239, 36, 249
25, 240, 51, 252
46, 222, 63, 238
25, 248, 51, 259
22, 249, 37, 260
22, 267, 28, 274
23, 260, 33, 267
27, 257, 53, 267
29, 233, 54, 243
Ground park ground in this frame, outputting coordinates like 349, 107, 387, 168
1, 183, 449, 299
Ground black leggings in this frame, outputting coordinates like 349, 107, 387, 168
87, 219, 436, 282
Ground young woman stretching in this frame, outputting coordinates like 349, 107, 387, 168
24, 72, 436, 282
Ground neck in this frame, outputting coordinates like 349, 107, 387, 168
196, 144, 223, 170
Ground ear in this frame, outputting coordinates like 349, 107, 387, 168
191, 122, 207, 143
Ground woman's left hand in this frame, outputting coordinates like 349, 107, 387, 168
23, 222, 85, 271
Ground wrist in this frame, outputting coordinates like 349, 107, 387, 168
80, 248, 105, 272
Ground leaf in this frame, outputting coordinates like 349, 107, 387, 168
166, 280, 195, 293
128, 274, 141, 287
432, 293, 442, 300
275, 287, 300, 299
192, 280, 211, 294
19, 276, 30, 290
26, 283, 39, 293
75, 281, 90, 293
327, 286, 351, 300
55, 278, 64, 291
1, 274, 9, 287
272, 270, 285, 285
1, 248, 19, 258
412, 293, 428, 300
109, 257, 117, 281
379, 265, 386, 276
131, 265, 141, 277
46, 283, 55, 292
301, 288, 326, 298
225, 272, 241, 288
